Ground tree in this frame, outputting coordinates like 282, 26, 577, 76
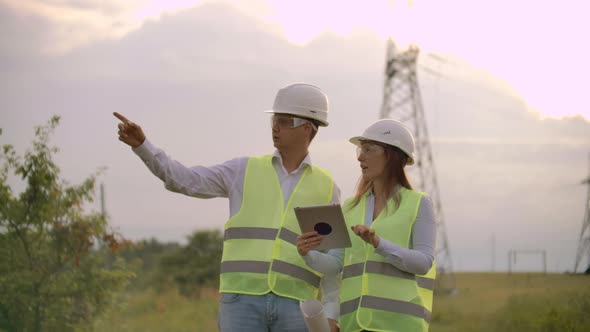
114, 238, 180, 291
157, 230, 223, 297
0, 116, 134, 331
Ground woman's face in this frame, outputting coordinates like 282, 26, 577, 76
356, 141, 387, 182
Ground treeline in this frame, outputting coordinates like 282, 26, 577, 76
113, 231, 223, 297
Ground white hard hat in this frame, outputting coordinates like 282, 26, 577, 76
349, 119, 416, 165
264, 83, 329, 127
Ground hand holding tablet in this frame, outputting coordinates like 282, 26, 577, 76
294, 204, 352, 251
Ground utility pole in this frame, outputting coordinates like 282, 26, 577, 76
574, 154, 590, 273
379, 39, 455, 293
100, 182, 106, 218
492, 233, 496, 272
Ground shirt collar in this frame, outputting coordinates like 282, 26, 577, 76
272, 150, 313, 172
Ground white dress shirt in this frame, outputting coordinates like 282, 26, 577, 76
133, 139, 342, 319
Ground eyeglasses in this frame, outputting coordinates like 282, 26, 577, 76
271, 115, 318, 131
356, 144, 385, 158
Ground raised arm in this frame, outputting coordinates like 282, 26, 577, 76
113, 112, 244, 199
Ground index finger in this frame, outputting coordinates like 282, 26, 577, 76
113, 112, 131, 124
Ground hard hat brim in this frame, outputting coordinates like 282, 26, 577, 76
349, 135, 415, 165
349, 136, 369, 147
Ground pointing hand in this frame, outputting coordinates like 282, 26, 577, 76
113, 112, 146, 148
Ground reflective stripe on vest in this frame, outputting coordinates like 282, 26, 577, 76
341, 296, 432, 323
417, 276, 435, 290
342, 261, 415, 280
342, 262, 434, 290
220, 260, 321, 288
224, 226, 299, 245
219, 155, 333, 300
340, 189, 436, 332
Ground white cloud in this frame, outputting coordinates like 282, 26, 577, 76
1, 0, 145, 53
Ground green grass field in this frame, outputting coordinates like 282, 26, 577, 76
92, 287, 219, 332
431, 273, 590, 332
94, 273, 590, 332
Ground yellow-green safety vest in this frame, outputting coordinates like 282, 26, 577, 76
219, 155, 334, 301
340, 188, 436, 332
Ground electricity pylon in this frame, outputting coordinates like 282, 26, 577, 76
574, 154, 590, 274
379, 38, 456, 293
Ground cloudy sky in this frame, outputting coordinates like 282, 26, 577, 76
1, 0, 589, 273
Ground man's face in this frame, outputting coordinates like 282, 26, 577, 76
270, 114, 312, 150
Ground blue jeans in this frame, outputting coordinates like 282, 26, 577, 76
218, 292, 308, 332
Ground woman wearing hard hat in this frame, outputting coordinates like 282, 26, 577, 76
297, 119, 437, 332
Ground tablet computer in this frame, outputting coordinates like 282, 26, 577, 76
294, 204, 352, 250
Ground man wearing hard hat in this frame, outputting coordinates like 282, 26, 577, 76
114, 83, 340, 332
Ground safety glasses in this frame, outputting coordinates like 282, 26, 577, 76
356, 143, 385, 158
271, 115, 318, 131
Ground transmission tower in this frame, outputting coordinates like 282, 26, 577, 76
379, 39, 455, 292
573, 154, 590, 274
